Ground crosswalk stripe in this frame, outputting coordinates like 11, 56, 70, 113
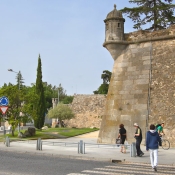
67, 163, 175, 175
67, 174, 89, 175
83, 168, 175, 175
95, 167, 175, 174
105, 166, 175, 172
119, 162, 175, 167
82, 170, 134, 175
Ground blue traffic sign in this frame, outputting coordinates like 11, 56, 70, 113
0, 96, 9, 106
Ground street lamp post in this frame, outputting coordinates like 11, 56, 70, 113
8, 69, 23, 132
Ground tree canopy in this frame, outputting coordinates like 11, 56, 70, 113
121, 0, 175, 31
0, 84, 33, 136
93, 70, 112, 94
34, 55, 46, 129
47, 103, 75, 127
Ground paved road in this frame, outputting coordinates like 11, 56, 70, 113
0, 131, 175, 174
0, 150, 174, 175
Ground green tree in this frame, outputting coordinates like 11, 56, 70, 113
101, 70, 112, 84
0, 85, 32, 136
61, 96, 74, 104
34, 54, 46, 129
57, 83, 67, 102
43, 83, 68, 110
121, 0, 175, 31
47, 103, 75, 127
93, 70, 112, 94
16, 71, 24, 90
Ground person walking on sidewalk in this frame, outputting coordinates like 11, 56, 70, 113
134, 123, 144, 157
118, 124, 127, 153
146, 124, 161, 172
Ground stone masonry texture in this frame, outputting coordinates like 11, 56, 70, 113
98, 25, 175, 147
64, 94, 106, 128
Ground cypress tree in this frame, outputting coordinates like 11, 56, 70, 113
121, 0, 175, 31
34, 54, 45, 129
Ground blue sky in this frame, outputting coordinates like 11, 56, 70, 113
0, 0, 174, 95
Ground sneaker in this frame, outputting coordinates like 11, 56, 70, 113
153, 166, 157, 172
140, 152, 144, 156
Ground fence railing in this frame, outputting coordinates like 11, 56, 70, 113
4, 137, 137, 157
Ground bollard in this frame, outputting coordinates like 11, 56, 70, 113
78, 142, 80, 153
36, 139, 39, 150
36, 138, 42, 150
80, 140, 83, 154
78, 140, 84, 154
40, 140, 42, 150
83, 142, 85, 154
5, 136, 10, 147
38, 138, 41, 150
8, 137, 10, 147
130, 142, 136, 157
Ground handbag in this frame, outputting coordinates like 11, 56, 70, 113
116, 138, 121, 144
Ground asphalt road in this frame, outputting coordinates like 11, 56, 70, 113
0, 150, 111, 175
0, 150, 174, 175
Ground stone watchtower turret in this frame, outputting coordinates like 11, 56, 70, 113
98, 4, 151, 144
104, 4, 125, 42
103, 5, 127, 61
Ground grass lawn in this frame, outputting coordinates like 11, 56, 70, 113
0, 127, 99, 142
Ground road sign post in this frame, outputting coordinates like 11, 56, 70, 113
0, 96, 9, 135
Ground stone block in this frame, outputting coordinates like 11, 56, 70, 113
119, 91, 130, 95
123, 85, 135, 91
122, 94, 134, 99
128, 75, 139, 80
130, 90, 143, 94
131, 48, 139, 53
139, 74, 149, 79
133, 104, 147, 110
113, 95, 122, 99
127, 66, 136, 71
142, 56, 150, 60
129, 44, 138, 49
143, 60, 150, 65
131, 71, 141, 75
135, 92, 148, 98
123, 80, 133, 86
123, 99, 138, 105
121, 115, 131, 120
134, 79, 149, 84
135, 84, 149, 91
117, 62, 131, 68
143, 43, 152, 47
136, 66, 147, 71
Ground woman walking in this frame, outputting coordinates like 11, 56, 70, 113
146, 124, 161, 172
118, 124, 127, 153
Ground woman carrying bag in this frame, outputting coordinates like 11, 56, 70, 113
118, 124, 127, 153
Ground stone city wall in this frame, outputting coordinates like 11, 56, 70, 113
64, 94, 106, 128
98, 25, 175, 147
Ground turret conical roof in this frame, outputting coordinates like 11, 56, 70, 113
106, 4, 123, 19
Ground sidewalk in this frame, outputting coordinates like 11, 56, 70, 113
0, 131, 174, 165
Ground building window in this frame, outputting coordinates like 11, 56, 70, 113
118, 23, 120, 28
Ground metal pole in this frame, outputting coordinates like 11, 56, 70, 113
18, 71, 20, 133
3, 114, 6, 135
58, 88, 59, 104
